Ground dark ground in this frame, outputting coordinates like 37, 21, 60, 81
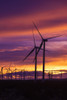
0, 79, 67, 100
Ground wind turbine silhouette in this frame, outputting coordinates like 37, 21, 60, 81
23, 34, 43, 80
1, 67, 3, 80
33, 22, 62, 80
8, 68, 17, 80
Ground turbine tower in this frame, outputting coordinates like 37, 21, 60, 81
33, 22, 62, 80
23, 34, 43, 80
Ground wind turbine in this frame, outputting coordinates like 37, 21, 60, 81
23, 34, 43, 80
5, 67, 11, 80
8, 68, 17, 80
1, 67, 3, 80
33, 22, 62, 80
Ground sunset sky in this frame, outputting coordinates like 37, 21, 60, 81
0, 0, 67, 71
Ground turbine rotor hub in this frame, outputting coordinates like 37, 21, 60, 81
43, 39, 48, 42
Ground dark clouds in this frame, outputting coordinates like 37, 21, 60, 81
39, 17, 67, 29
0, 0, 67, 18
0, 0, 67, 36
0, 24, 33, 31
0, 17, 67, 31
0, 37, 67, 65
0, 0, 67, 68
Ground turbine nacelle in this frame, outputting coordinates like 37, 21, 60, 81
43, 39, 48, 42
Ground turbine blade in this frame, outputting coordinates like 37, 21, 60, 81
33, 22, 43, 39
36, 41, 43, 55
46, 35, 62, 40
33, 42, 43, 62
37, 47, 43, 50
23, 48, 35, 61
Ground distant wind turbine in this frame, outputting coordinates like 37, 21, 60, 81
23, 33, 43, 80
1, 67, 3, 80
9, 68, 17, 80
33, 22, 62, 80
